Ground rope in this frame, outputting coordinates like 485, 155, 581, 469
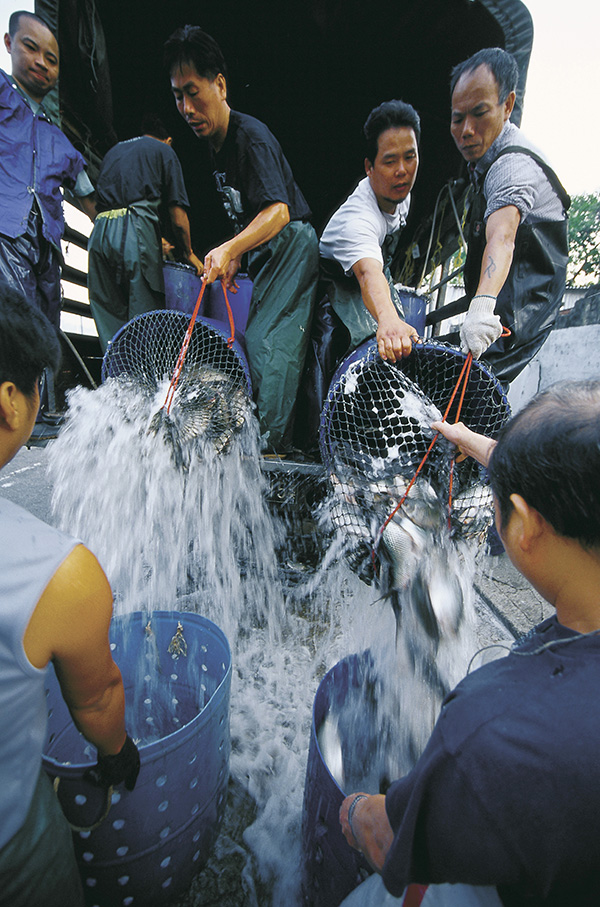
220, 282, 236, 348
161, 278, 238, 412
162, 279, 207, 415
163, 277, 235, 414
372, 351, 473, 568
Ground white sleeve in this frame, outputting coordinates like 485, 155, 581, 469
320, 192, 387, 275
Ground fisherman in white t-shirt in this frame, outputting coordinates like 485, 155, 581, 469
295, 100, 422, 453
319, 99, 421, 364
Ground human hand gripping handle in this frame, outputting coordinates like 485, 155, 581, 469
460, 294, 502, 359
203, 244, 241, 289
431, 420, 497, 467
376, 314, 419, 363
84, 734, 141, 792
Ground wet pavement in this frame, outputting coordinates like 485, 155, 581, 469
475, 552, 552, 639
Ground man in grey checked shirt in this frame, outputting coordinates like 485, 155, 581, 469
449, 47, 570, 386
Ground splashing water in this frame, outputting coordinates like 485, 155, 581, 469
46, 379, 371, 904
46, 377, 507, 906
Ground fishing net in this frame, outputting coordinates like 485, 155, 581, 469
101, 311, 253, 452
319, 339, 510, 574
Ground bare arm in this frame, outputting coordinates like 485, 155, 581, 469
431, 420, 497, 467
203, 202, 290, 287
23, 544, 127, 757
352, 257, 418, 362
339, 793, 394, 872
169, 204, 203, 275
77, 193, 97, 222
475, 205, 521, 299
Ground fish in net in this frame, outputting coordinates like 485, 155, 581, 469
102, 310, 253, 466
319, 338, 511, 637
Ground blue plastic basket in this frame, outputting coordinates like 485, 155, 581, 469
163, 262, 252, 342
43, 611, 231, 907
301, 654, 374, 907
397, 287, 428, 336
162, 261, 203, 315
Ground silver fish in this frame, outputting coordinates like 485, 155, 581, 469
317, 711, 345, 788
451, 482, 495, 542
410, 550, 464, 641
152, 366, 250, 467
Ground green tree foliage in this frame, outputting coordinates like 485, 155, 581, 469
567, 192, 600, 287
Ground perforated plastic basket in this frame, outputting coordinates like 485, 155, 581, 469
43, 610, 231, 907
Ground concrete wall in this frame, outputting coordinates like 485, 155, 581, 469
508, 323, 600, 413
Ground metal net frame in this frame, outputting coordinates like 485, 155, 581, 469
101, 311, 253, 451
318, 339, 511, 568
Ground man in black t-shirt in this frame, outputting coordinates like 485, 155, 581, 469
88, 116, 202, 350
165, 26, 319, 453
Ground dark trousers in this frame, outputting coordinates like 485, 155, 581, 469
0, 769, 83, 907
0, 207, 62, 329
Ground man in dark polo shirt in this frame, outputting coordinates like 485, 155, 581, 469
165, 25, 319, 453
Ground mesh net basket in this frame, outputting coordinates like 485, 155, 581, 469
101, 311, 253, 452
318, 339, 511, 570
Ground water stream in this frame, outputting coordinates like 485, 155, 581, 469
47, 379, 509, 906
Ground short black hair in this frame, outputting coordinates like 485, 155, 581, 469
364, 100, 421, 165
488, 381, 600, 548
0, 280, 60, 397
140, 114, 170, 141
163, 25, 228, 83
8, 10, 56, 41
450, 47, 518, 105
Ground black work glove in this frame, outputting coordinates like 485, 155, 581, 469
84, 734, 141, 791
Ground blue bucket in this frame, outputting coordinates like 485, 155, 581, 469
163, 261, 203, 315
397, 288, 428, 336
163, 262, 252, 343
204, 275, 252, 339
43, 611, 231, 907
301, 654, 374, 907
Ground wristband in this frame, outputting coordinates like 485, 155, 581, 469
347, 794, 368, 841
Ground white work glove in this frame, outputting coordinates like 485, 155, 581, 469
460, 294, 502, 359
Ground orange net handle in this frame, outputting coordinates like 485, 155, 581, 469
164, 278, 207, 414
220, 282, 236, 348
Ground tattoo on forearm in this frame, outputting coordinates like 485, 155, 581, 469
484, 256, 497, 280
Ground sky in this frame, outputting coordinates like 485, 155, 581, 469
0, 0, 598, 196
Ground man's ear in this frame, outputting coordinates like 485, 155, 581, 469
509, 493, 545, 551
0, 381, 20, 430
215, 72, 227, 100
503, 90, 516, 122
364, 157, 373, 176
